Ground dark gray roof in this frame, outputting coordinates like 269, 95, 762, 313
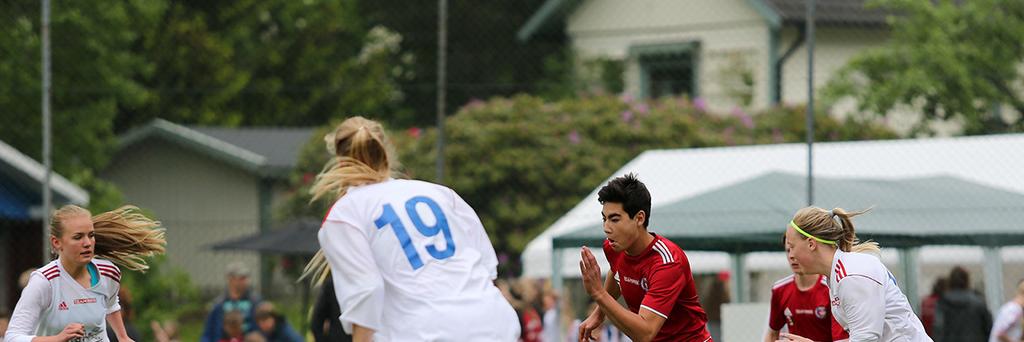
209, 218, 321, 255
554, 172, 1024, 251
763, 0, 890, 27
189, 126, 316, 171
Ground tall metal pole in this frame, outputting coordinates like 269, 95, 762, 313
41, 0, 53, 262
435, 0, 448, 183
805, 0, 816, 206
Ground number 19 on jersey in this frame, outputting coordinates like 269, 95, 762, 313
374, 196, 457, 270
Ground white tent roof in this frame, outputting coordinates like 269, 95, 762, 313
522, 134, 1024, 278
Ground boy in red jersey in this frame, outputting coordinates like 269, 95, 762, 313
578, 173, 711, 342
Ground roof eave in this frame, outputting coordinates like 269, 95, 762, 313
118, 119, 269, 176
0, 140, 89, 205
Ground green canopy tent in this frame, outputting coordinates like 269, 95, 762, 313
551, 172, 1024, 304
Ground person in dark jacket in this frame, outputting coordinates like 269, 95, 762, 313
310, 282, 351, 342
202, 262, 262, 342
934, 266, 992, 342
254, 302, 303, 342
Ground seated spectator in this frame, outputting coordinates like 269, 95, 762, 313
221, 310, 245, 342
254, 302, 303, 342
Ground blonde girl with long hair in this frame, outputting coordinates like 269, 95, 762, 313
5, 205, 165, 342
778, 207, 930, 342
302, 116, 518, 342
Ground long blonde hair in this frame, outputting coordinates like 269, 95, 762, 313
51, 205, 166, 272
303, 116, 399, 285
792, 206, 880, 254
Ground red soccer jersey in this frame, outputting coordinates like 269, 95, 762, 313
604, 233, 711, 342
769, 274, 849, 341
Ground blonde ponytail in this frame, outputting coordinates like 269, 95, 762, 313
833, 207, 880, 254
92, 206, 166, 272
50, 204, 166, 272
792, 206, 879, 254
303, 116, 399, 285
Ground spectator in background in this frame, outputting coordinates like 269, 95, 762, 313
920, 277, 947, 337
202, 262, 261, 342
989, 279, 1024, 342
220, 310, 245, 342
0, 312, 9, 339
17, 268, 34, 289
512, 278, 543, 342
253, 302, 303, 342
244, 331, 267, 342
934, 266, 992, 342
310, 282, 351, 342
703, 271, 731, 341
151, 319, 180, 342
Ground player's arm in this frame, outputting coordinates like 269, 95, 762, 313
765, 286, 784, 342
765, 329, 781, 342
580, 247, 666, 342
836, 276, 885, 342
319, 217, 386, 337
352, 325, 374, 342
106, 311, 134, 342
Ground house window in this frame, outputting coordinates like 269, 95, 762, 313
632, 42, 700, 99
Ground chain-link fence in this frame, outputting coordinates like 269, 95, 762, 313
3, 0, 1023, 341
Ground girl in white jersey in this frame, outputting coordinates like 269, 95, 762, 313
778, 207, 931, 342
5, 205, 166, 342
302, 116, 519, 342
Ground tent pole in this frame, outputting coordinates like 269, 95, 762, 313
899, 248, 920, 313
983, 247, 1004, 312
551, 247, 564, 342
730, 253, 747, 303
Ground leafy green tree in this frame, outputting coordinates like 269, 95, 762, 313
359, 0, 567, 127
121, 255, 204, 341
281, 94, 895, 275
0, 0, 154, 209
118, 0, 412, 130
826, 0, 1024, 135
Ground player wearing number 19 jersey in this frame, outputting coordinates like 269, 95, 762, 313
318, 178, 519, 341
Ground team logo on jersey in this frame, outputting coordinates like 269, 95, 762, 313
815, 306, 827, 319
58, 301, 69, 311
640, 278, 648, 291
74, 298, 97, 305
831, 296, 840, 307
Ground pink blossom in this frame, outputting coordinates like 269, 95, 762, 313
568, 130, 581, 145
694, 97, 707, 112
407, 127, 422, 138
619, 93, 634, 104
732, 106, 754, 129
621, 110, 634, 123
465, 98, 485, 110
633, 103, 650, 115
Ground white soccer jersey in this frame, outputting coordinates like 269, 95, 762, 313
828, 250, 930, 342
319, 178, 519, 342
5, 258, 122, 342
989, 301, 1023, 342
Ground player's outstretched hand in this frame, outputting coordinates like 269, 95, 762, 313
777, 332, 813, 342
579, 246, 604, 297
57, 323, 85, 341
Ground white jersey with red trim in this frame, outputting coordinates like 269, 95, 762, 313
4, 258, 122, 342
828, 250, 930, 342
318, 178, 519, 341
